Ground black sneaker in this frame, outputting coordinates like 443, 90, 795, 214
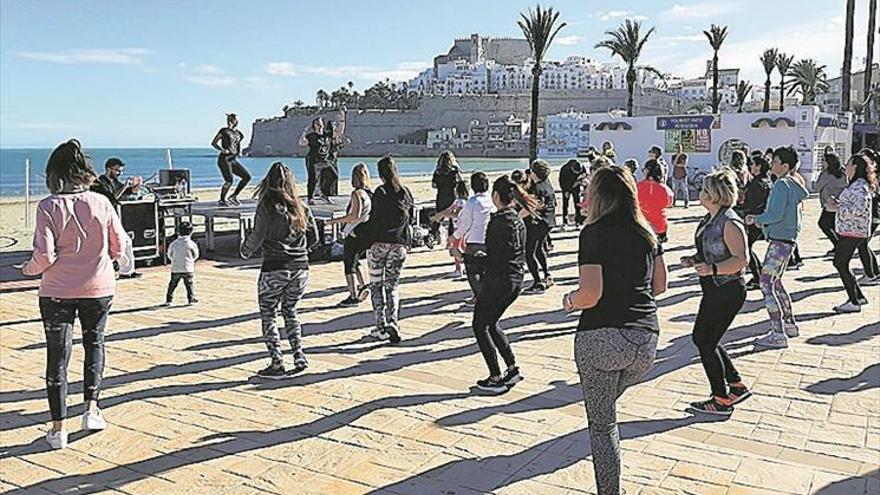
476, 377, 507, 394
522, 283, 546, 295
228, 197, 242, 207
338, 296, 358, 307
188, 299, 199, 305
218, 199, 229, 207
120, 272, 143, 279
745, 279, 760, 291
687, 397, 733, 416
386, 329, 401, 344
727, 384, 752, 405
502, 366, 524, 386
256, 364, 287, 380
287, 361, 309, 376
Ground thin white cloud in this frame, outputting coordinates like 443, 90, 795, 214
244, 76, 281, 89
655, 34, 706, 43
595, 10, 648, 22
265, 61, 431, 83
266, 62, 297, 76
659, 2, 740, 21
185, 65, 236, 86
556, 35, 582, 46
14, 48, 151, 65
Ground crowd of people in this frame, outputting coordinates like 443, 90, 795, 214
21, 137, 879, 495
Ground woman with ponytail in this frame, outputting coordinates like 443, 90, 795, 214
469, 175, 537, 393
562, 166, 667, 495
241, 162, 319, 379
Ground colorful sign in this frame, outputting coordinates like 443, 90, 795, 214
657, 115, 719, 153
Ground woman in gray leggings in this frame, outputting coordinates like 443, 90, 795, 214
563, 167, 668, 495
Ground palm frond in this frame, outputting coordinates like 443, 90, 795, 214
760, 48, 779, 76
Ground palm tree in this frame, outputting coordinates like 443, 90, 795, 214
518, 4, 566, 162
842, 0, 856, 111
735, 80, 753, 112
316, 89, 329, 109
595, 19, 657, 118
786, 59, 830, 105
703, 24, 729, 113
776, 52, 794, 111
864, 0, 877, 121
760, 48, 778, 112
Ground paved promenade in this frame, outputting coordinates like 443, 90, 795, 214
1, 200, 878, 494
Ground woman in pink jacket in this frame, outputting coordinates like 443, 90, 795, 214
22, 139, 127, 450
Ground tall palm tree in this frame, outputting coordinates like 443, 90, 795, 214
703, 24, 729, 113
595, 19, 657, 118
842, 0, 856, 111
760, 48, 778, 112
736, 80, 754, 112
518, 4, 566, 162
776, 52, 795, 111
786, 59, 830, 105
864, 0, 877, 121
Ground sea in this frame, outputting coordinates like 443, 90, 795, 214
0, 148, 532, 197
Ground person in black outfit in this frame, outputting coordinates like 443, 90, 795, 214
90, 157, 142, 279
211, 113, 251, 207
471, 175, 537, 394
299, 108, 346, 204
522, 159, 557, 294
559, 159, 586, 229
739, 156, 772, 290
431, 151, 463, 238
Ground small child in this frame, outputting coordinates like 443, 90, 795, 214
163, 222, 199, 306
430, 180, 469, 278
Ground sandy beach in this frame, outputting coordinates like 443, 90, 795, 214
0, 169, 540, 252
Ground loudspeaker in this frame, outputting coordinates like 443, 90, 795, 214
118, 201, 159, 259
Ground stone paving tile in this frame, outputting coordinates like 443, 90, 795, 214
2, 200, 879, 494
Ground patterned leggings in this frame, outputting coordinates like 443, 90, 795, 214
258, 269, 309, 366
759, 241, 795, 332
574, 328, 658, 495
368, 242, 408, 334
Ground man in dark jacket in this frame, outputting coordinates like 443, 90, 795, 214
558, 159, 586, 229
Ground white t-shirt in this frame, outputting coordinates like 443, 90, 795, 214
454, 192, 496, 244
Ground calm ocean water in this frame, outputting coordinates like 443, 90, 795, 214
0, 148, 531, 196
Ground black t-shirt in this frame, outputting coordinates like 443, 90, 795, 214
306, 132, 332, 164
90, 174, 127, 208
529, 179, 557, 227
218, 127, 244, 156
433, 168, 461, 210
559, 162, 585, 192
577, 215, 661, 333
366, 184, 413, 246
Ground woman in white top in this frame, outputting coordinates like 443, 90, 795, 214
451, 172, 496, 304
326, 163, 372, 306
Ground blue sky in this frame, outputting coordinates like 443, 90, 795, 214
0, 0, 870, 148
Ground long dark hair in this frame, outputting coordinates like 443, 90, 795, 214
378, 156, 403, 193
253, 162, 307, 231
824, 153, 843, 178
850, 155, 879, 191
435, 151, 460, 175
752, 156, 770, 178
493, 175, 538, 213
584, 167, 658, 250
45, 139, 97, 193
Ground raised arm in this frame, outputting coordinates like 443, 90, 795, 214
211, 130, 225, 153
335, 109, 346, 139
298, 126, 311, 147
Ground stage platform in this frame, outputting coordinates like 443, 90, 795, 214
190, 196, 435, 252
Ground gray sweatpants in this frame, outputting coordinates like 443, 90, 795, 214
574, 327, 658, 495
258, 269, 309, 367
368, 242, 408, 333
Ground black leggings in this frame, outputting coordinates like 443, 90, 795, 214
217, 154, 251, 198
306, 160, 317, 199
692, 278, 745, 398
39, 296, 112, 421
525, 222, 550, 284
472, 277, 522, 377
834, 236, 867, 304
463, 243, 486, 295
746, 224, 764, 281
343, 235, 368, 275
818, 209, 839, 249
860, 223, 879, 278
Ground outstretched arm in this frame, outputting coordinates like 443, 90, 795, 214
298, 127, 311, 147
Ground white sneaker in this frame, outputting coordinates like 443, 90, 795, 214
833, 301, 861, 313
46, 430, 68, 449
82, 409, 107, 431
754, 331, 789, 349
783, 322, 800, 338
369, 328, 385, 339
858, 275, 880, 285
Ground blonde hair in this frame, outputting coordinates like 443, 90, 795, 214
351, 162, 370, 190
584, 167, 658, 250
701, 168, 738, 208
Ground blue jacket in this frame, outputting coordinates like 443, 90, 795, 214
754, 176, 809, 242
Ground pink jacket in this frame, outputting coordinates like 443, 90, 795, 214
23, 191, 126, 299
